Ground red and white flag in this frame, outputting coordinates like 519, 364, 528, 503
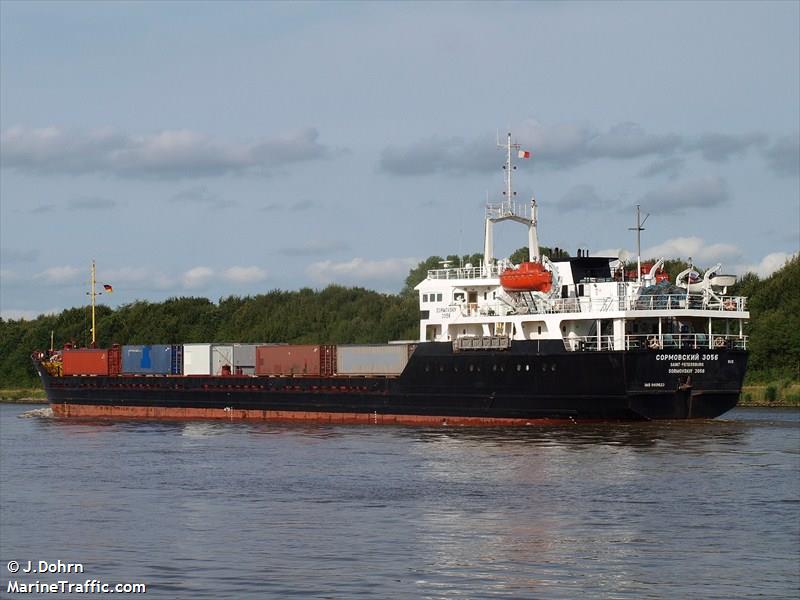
518, 150, 531, 159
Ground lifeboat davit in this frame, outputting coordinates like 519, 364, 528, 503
624, 262, 669, 283
499, 261, 552, 293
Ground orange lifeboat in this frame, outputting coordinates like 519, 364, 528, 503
624, 262, 669, 282
499, 261, 552, 293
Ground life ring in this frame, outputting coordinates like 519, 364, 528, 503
714, 337, 727, 349
647, 336, 661, 350
723, 299, 736, 311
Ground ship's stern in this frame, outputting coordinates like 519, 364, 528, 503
624, 348, 747, 419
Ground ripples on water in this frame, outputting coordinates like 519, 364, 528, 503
1, 405, 798, 599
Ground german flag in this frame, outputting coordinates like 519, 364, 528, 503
103, 284, 113, 293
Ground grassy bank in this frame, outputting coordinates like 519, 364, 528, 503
0, 388, 47, 403
739, 383, 800, 407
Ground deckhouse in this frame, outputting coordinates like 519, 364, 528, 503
416, 133, 748, 353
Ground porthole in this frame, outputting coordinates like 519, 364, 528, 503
551, 364, 557, 372
516, 364, 522, 372
492, 364, 498, 372
542, 364, 547, 372
525, 364, 530, 371
469, 364, 475, 372
439, 365, 445, 372
425, 364, 430, 372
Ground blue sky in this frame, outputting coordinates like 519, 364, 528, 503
1, 1, 798, 319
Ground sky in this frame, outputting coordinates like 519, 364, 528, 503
1, 0, 798, 319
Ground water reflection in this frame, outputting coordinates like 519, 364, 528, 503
2, 404, 797, 599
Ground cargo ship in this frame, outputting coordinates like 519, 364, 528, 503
33, 134, 749, 423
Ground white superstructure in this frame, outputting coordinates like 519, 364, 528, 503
415, 133, 749, 352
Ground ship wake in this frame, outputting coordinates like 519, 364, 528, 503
18, 407, 55, 419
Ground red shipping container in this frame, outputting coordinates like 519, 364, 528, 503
108, 345, 121, 376
62, 349, 109, 375
256, 345, 322, 376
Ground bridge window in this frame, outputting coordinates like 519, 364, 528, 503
436, 293, 442, 302
422, 294, 428, 302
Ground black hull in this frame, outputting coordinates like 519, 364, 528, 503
36, 342, 747, 422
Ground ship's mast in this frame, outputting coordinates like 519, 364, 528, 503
90, 260, 97, 347
504, 131, 516, 207
628, 205, 649, 284
483, 132, 538, 272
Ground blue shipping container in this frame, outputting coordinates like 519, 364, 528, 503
122, 344, 174, 374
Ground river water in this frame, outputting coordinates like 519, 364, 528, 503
0, 404, 797, 599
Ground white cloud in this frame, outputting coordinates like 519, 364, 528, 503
1, 248, 39, 263
306, 257, 418, 287
1, 126, 339, 179
638, 157, 685, 179
169, 186, 233, 208
381, 121, 686, 175
222, 266, 268, 284
686, 132, 768, 162
68, 196, 118, 210
181, 266, 214, 289
35, 265, 82, 285
591, 248, 631, 261
280, 239, 350, 256
0, 268, 18, 283
556, 184, 616, 213
735, 252, 797, 277
584, 122, 681, 160
642, 236, 740, 264
101, 267, 174, 291
763, 133, 800, 177
640, 176, 729, 214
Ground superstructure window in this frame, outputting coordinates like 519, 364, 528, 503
436, 293, 442, 302
422, 294, 428, 302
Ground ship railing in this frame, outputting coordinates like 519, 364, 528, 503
563, 335, 617, 352
564, 333, 748, 352
427, 265, 500, 280
631, 294, 747, 312
440, 294, 748, 318
625, 333, 748, 351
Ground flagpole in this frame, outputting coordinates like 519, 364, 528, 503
91, 260, 97, 347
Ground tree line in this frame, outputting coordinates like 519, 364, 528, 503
1, 252, 797, 387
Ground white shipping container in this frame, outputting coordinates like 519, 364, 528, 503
183, 343, 212, 375
232, 343, 258, 367
336, 344, 410, 376
211, 344, 234, 375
